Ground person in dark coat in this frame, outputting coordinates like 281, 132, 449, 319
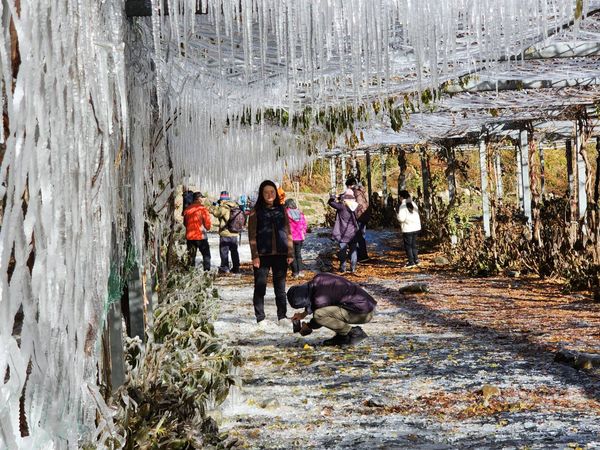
346, 177, 371, 261
328, 189, 360, 273
287, 273, 377, 346
247, 180, 294, 325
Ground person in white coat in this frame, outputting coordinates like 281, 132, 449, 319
397, 190, 422, 268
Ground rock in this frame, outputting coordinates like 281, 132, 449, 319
555, 349, 600, 370
363, 396, 386, 408
433, 256, 450, 266
506, 270, 520, 278
480, 384, 501, 406
258, 397, 280, 409
398, 282, 429, 294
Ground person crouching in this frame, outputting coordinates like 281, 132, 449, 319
286, 273, 377, 346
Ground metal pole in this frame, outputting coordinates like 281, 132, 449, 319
479, 139, 491, 237
576, 121, 588, 219
516, 144, 523, 209
495, 150, 504, 200
381, 151, 388, 198
519, 130, 532, 228
538, 142, 545, 199
329, 157, 336, 193
366, 151, 372, 201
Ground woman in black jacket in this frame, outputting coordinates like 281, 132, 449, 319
247, 180, 294, 325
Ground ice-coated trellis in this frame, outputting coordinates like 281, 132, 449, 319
1, 0, 597, 448
146, 0, 592, 195
0, 0, 130, 448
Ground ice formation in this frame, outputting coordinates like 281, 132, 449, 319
0, 0, 589, 448
147, 0, 589, 192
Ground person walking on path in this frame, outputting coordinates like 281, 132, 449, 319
248, 180, 294, 325
345, 177, 371, 262
183, 192, 212, 270
210, 191, 243, 274
287, 272, 377, 346
397, 190, 422, 268
328, 189, 360, 274
284, 198, 308, 278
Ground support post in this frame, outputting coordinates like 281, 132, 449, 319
594, 137, 600, 208
576, 121, 588, 220
420, 148, 432, 219
341, 155, 347, 187
539, 142, 545, 199
366, 151, 372, 201
566, 138, 577, 221
444, 146, 457, 204
127, 265, 147, 342
329, 157, 336, 193
352, 154, 358, 178
494, 149, 504, 201
397, 148, 407, 199
107, 298, 125, 393
381, 151, 388, 198
516, 144, 523, 209
519, 130, 532, 227
479, 139, 491, 237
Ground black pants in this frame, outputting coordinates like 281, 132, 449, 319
356, 222, 369, 261
219, 236, 240, 273
402, 231, 419, 265
290, 240, 303, 275
187, 239, 211, 270
253, 255, 288, 322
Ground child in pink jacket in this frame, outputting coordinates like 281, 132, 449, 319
285, 199, 308, 278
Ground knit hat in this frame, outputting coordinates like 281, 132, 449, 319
219, 191, 230, 201
287, 283, 311, 309
342, 188, 355, 199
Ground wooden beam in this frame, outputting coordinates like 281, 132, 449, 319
444, 77, 600, 94
126, 0, 208, 17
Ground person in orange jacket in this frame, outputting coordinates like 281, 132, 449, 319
183, 192, 212, 270
275, 181, 286, 204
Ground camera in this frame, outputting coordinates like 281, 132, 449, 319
292, 320, 312, 336
292, 319, 302, 333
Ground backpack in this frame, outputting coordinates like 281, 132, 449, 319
183, 190, 194, 209
226, 206, 246, 233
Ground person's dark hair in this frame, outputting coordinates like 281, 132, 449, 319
345, 177, 357, 187
284, 198, 297, 209
255, 179, 282, 210
399, 190, 415, 213
193, 192, 204, 201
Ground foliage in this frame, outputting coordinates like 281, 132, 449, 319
444, 199, 600, 290
114, 270, 242, 449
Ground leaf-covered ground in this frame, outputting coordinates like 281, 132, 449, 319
209, 229, 600, 449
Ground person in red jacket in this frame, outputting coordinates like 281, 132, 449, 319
183, 192, 212, 270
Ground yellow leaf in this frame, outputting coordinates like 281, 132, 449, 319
303, 343, 313, 350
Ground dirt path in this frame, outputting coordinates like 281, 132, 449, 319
211, 230, 600, 449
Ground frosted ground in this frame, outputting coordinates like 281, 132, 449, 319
203, 231, 600, 449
